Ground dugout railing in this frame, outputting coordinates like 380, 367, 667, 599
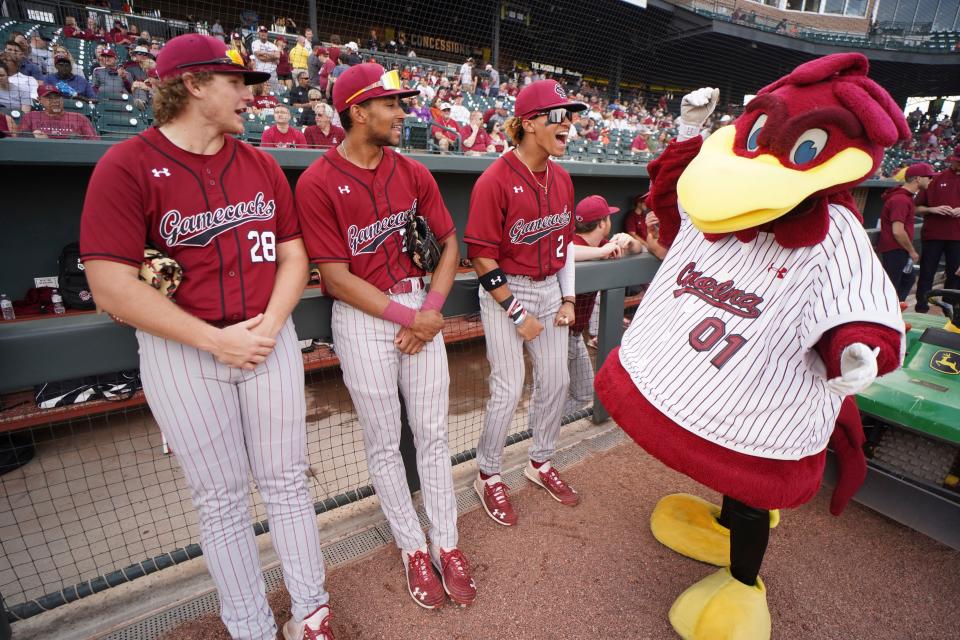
0, 251, 661, 625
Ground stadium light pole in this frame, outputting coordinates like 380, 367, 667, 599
309, 0, 318, 41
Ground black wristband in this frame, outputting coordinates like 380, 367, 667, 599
499, 294, 515, 311
479, 268, 508, 291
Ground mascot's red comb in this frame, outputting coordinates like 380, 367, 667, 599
757, 53, 911, 147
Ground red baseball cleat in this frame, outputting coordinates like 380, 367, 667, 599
474, 476, 518, 526
431, 547, 477, 606
404, 550, 445, 610
525, 461, 580, 506
282, 604, 334, 640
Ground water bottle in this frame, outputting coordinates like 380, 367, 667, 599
0, 294, 14, 320
903, 258, 913, 274
51, 289, 66, 315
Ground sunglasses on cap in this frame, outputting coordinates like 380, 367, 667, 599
344, 69, 402, 106
533, 108, 574, 124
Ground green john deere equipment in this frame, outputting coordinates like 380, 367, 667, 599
851, 289, 960, 550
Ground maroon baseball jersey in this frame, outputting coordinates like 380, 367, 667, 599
915, 168, 960, 241
260, 125, 307, 148
464, 152, 575, 279
570, 234, 606, 333
80, 127, 301, 323
296, 146, 455, 292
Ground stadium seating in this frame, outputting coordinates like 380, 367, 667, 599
402, 119, 431, 150
243, 115, 267, 144
96, 112, 147, 137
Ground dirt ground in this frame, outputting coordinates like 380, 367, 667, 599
168, 442, 960, 640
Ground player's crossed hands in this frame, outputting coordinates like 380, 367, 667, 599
394, 309, 445, 354
212, 314, 277, 370
394, 327, 424, 355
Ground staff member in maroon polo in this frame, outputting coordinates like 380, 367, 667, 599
915, 145, 960, 311
877, 163, 933, 301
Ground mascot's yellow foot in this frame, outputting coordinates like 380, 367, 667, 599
669, 568, 771, 640
651, 494, 781, 566
651, 494, 729, 566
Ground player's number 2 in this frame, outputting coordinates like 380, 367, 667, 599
248, 231, 276, 263
556, 235, 565, 258
688, 317, 748, 369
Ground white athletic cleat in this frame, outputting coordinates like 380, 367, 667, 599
282, 604, 334, 640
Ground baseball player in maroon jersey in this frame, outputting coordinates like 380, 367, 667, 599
79, 35, 333, 640
296, 63, 476, 609
464, 80, 587, 526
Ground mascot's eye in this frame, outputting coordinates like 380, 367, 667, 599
745, 114, 766, 152
789, 128, 829, 165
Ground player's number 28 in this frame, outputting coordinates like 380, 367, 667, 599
688, 317, 747, 369
248, 230, 276, 263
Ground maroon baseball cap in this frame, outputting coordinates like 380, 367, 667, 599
948, 144, 960, 162
333, 63, 419, 114
156, 34, 269, 84
38, 85, 63, 98
514, 80, 587, 120
905, 162, 935, 178
575, 195, 619, 224
100, 48, 116, 57
54, 53, 71, 63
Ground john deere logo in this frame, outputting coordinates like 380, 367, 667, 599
930, 350, 960, 375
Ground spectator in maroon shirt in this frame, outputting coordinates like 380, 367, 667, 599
275, 38, 293, 90
260, 104, 307, 148
109, 20, 132, 45
486, 119, 508, 153
630, 132, 649, 153
432, 103, 461, 152
463, 110, 493, 155
249, 82, 279, 113
582, 117, 599, 141
63, 16, 83, 38
303, 102, 345, 148
19, 85, 98, 139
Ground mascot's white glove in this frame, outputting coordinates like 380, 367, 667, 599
677, 87, 719, 141
826, 343, 880, 396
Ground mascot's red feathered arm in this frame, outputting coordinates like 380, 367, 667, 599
644, 137, 703, 249
816, 322, 901, 515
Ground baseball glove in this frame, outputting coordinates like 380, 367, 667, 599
403, 214, 442, 272
140, 248, 183, 298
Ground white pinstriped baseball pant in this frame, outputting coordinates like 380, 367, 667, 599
564, 331, 594, 416
137, 319, 328, 640
476, 274, 570, 475
331, 287, 458, 553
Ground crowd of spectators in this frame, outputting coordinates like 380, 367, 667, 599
0, 12, 846, 158
879, 106, 960, 178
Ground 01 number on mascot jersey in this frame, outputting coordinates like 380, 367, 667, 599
687, 317, 748, 369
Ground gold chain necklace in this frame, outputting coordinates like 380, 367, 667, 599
339, 142, 382, 169
513, 148, 549, 194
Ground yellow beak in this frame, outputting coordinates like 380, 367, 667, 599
677, 126, 873, 234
